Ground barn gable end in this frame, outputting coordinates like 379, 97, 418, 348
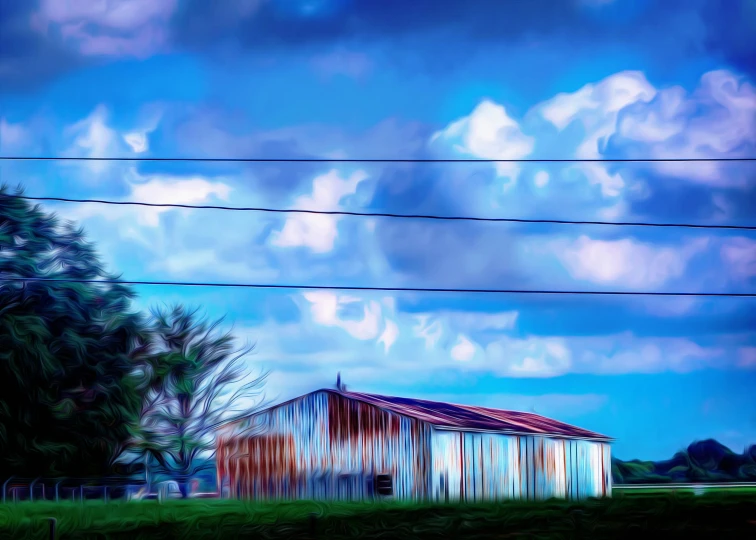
216, 390, 433, 501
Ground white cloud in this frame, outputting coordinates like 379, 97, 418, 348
538, 71, 657, 197
271, 169, 369, 253
533, 171, 550, 188
303, 291, 382, 340
431, 100, 534, 181
64, 169, 233, 228
123, 109, 162, 153
378, 319, 399, 354
127, 172, 232, 226
148, 249, 252, 279
486, 336, 573, 377
441, 310, 519, 331
123, 132, 148, 153
430, 68, 753, 206
577, 333, 725, 374
0, 118, 27, 151
451, 334, 477, 362
540, 71, 656, 133
381, 297, 397, 311
59, 105, 163, 174
210, 299, 751, 398
614, 70, 756, 186
554, 235, 709, 288
479, 332, 727, 378
63, 105, 122, 173
738, 347, 756, 368
721, 237, 756, 281
413, 315, 444, 350
535, 69, 755, 192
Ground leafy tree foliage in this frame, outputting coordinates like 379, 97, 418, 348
0, 188, 151, 479
130, 304, 267, 497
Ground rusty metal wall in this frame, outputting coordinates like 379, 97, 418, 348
217, 391, 611, 502
217, 391, 433, 501
430, 430, 611, 501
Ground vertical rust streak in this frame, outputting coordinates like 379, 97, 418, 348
245, 437, 251, 498
459, 434, 464, 501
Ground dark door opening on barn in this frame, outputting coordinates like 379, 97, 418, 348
337, 474, 353, 500
440, 473, 449, 502
376, 474, 393, 497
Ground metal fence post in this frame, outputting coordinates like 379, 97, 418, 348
2, 477, 14, 504
47, 518, 57, 540
30, 478, 40, 503
309, 513, 317, 539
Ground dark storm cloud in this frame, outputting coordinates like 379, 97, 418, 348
375, 218, 525, 289
172, 0, 631, 48
626, 175, 756, 227
0, 0, 84, 91
171, 0, 755, 75
698, 0, 756, 75
4, 0, 755, 92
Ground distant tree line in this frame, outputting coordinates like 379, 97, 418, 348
613, 439, 756, 484
0, 187, 266, 496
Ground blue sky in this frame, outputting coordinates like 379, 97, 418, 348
1, 0, 755, 460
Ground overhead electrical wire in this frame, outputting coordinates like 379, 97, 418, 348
1, 156, 756, 163
2, 155, 753, 298
0, 277, 753, 297
6, 194, 756, 231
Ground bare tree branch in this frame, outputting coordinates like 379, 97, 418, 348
126, 304, 268, 497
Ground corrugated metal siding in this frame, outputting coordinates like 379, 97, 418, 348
217, 390, 611, 502
217, 391, 433, 501
430, 430, 611, 502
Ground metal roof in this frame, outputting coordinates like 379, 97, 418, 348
222, 388, 612, 442
336, 390, 612, 441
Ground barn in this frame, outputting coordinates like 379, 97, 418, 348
216, 383, 612, 502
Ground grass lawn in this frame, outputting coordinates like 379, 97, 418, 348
614, 484, 756, 495
0, 492, 755, 539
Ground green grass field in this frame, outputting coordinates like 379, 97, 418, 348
613, 484, 756, 495
1, 491, 755, 539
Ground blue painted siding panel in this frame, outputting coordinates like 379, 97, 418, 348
429, 430, 610, 502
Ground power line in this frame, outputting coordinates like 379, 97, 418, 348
10, 195, 756, 231
2, 156, 756, 163
1, 277, 753, 297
